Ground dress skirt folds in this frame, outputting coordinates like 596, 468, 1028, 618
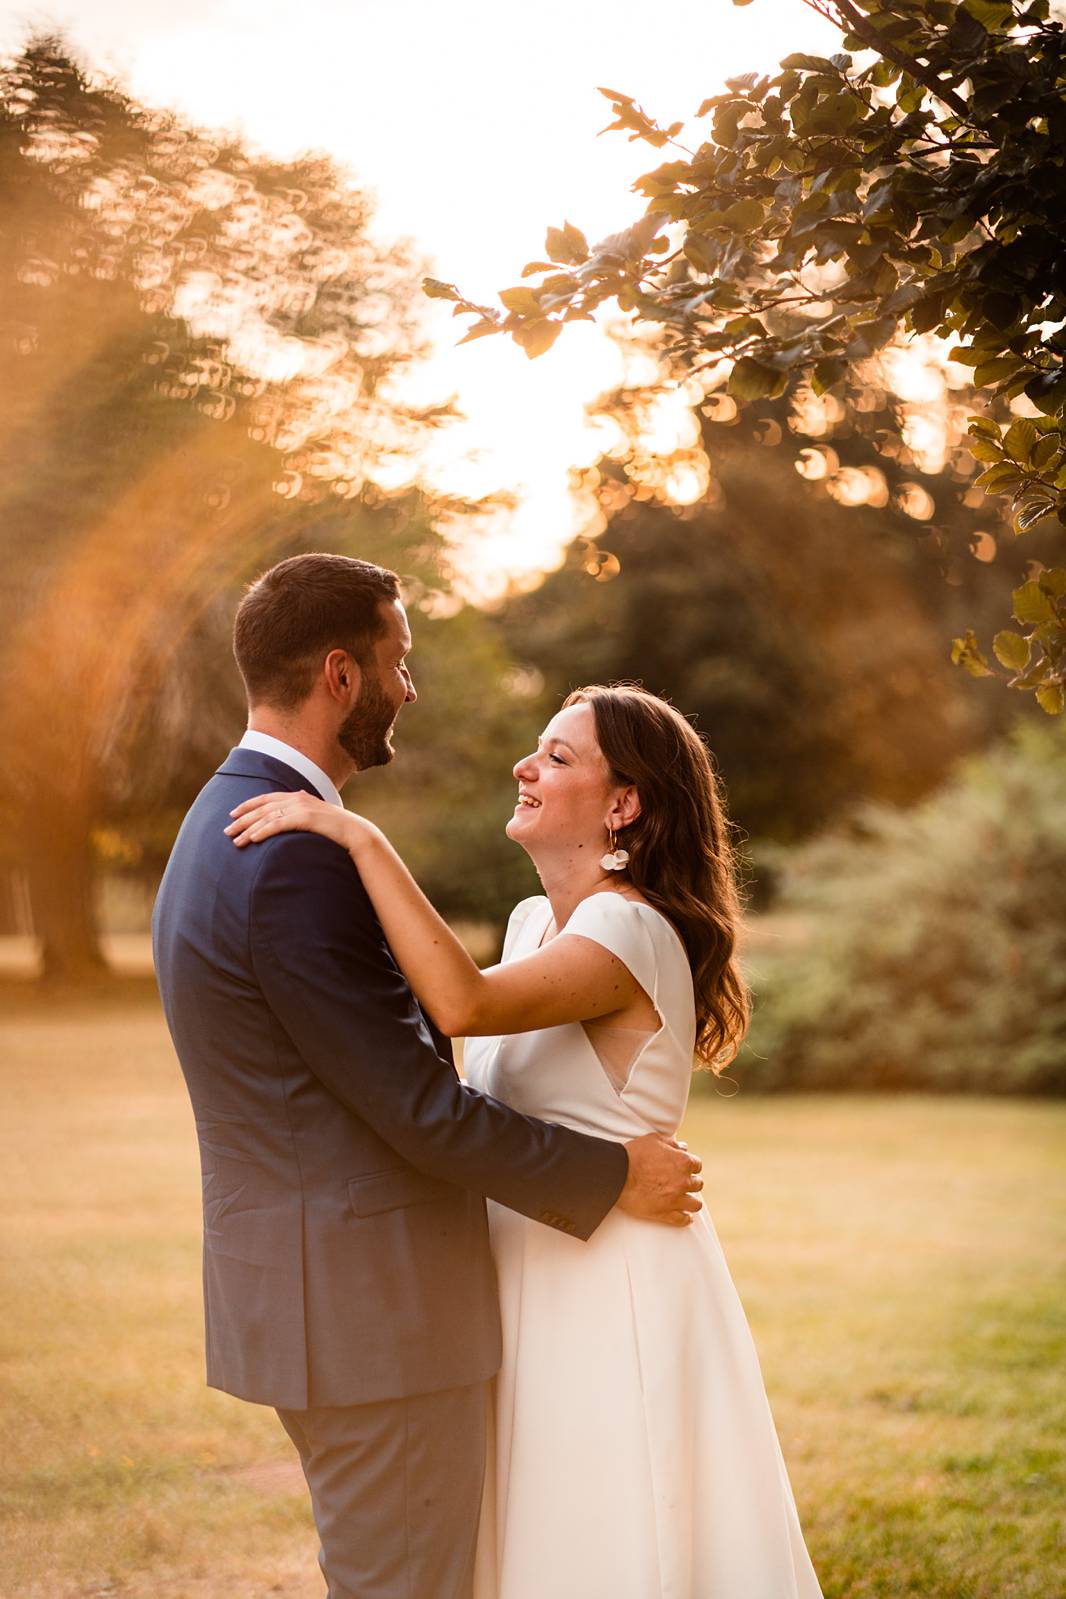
463, 893, 823, 1599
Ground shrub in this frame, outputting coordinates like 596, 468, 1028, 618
732, 721, 1066, 1094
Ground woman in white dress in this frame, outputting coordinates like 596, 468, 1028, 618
228, 683, 823, 1599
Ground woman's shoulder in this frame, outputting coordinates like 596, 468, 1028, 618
567, 890, 683, 948
565, 892, 692, 993
501, 895, 550, 960
507, 893, 549, 928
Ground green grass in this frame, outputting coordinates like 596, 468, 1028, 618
2, 990, 1064, 1597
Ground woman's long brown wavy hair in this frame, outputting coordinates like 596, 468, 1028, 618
564, 684, 750, 1073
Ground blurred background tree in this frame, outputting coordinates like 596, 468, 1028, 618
498, 334, 1053, 846
735, 717, 1066, 1092
0, 37, 524, 978
441, 0, 1066, 712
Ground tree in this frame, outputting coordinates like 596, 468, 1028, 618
431, 0, 1066, 713
498, 431, 1000, 847
0, 39, 458, 977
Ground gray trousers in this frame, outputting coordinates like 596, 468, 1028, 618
277, 1380, 487, 1599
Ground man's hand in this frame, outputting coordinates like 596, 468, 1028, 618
617, 1134, 703, 1226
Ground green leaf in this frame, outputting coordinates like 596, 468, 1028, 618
456, 320, 499, 346
967, 439, 1004, 463
1039, 568, 1066, 598
1029, 435, 1059, 471
563, 222, 590, 261
724, 314, 768, 338
545, 225, 587, 265
898, 81, 926, 114
992, 630, 1031, 671
722, 198, 766, 230
728, 356, 786, 400
512, 318, 562, 359
974, 463, 1024, 491
911, 293, 946, 335
1035, 682, 1065, 715
423, 277, 460, 302
1003, 419, 1039, 464
683, 234, 718, 273
867, 60, 901, 88
1014, 500, 1054, 534
941, 215, 975, 246
1024, 371, 1066, 415
780, 53, 837, 72
962, 0, 1016, 30
812, 358, 846, 395
983, 292, 1020, 331
974, 357, 1022, 387
967, 417, 1001, 442
539, 273, 580, 294
500, 286, 543, 317
951, 630, 993, 677
808, 93, 864, 133
1012, 580, 1055, 625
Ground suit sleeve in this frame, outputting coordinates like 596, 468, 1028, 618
249, 833, 628, 1240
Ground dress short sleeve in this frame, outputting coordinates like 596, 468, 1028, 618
558, 893, 661, 1006
501, 896, 549, 962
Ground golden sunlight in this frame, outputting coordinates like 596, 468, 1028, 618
0, 0, 841, 594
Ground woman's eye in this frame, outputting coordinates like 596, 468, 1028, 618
548, 753, 566, 765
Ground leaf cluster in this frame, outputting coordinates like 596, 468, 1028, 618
442, 0, 1066, 710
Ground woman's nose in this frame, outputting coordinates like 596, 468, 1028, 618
513, 752, 536, 781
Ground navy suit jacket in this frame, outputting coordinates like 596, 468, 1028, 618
152, 748, 628, 1409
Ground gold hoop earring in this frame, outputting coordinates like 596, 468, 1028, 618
600, 824, 630, 873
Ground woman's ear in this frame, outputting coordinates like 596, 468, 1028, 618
612, 786, 641, 828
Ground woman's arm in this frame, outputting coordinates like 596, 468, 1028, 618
226, 790, 641, 1037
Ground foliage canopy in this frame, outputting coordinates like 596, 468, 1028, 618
432, 0, 1066, 713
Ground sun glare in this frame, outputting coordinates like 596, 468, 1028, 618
0, 0, 842, 595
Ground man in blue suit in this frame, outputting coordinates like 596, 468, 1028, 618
152, 552, 701, 1599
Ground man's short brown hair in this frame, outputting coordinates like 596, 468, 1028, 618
233, 553, 400, 710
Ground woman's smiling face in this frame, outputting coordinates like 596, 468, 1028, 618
506, 702, 629, 859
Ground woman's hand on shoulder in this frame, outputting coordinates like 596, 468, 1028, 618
224, 790, 381, 860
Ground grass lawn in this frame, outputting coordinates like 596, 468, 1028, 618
2, 987, 1064, 1598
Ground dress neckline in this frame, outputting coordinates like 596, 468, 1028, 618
537, 890, 689, 966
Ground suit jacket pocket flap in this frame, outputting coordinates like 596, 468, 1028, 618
347, 1167, 454, 1217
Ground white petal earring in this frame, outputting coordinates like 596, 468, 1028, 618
600, 824, 630, 872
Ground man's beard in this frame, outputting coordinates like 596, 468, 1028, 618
337, 672, 398, 770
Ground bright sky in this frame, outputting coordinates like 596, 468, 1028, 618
0, 0, 839, 592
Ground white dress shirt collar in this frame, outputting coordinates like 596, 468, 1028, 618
237, 729, 344, 809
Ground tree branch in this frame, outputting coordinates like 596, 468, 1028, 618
825, 0, 972, 120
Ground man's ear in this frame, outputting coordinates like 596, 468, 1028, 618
324, 649, 359, 702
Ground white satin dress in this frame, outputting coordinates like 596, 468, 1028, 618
464, 892, 822, 1599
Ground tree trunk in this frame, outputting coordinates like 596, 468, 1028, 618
24, 826, 107, 981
